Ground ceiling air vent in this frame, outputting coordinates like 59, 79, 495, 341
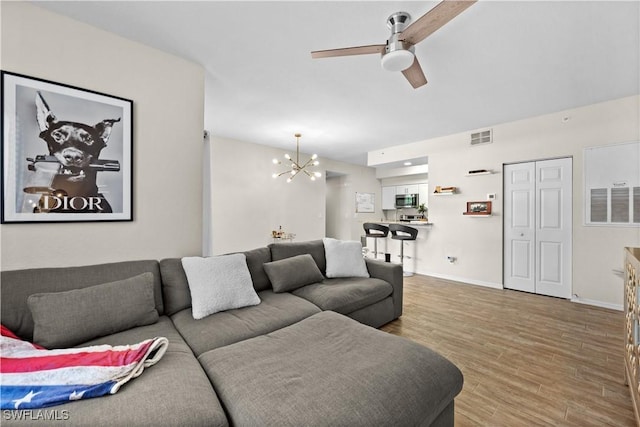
470, 129, 492, 146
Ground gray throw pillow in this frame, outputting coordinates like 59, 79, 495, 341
323, 237, 370, 278
181, 253, 261, 320
28, 272, 159, 349
263, 254, 325, 293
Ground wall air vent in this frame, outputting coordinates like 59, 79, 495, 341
470, 129, 492, 146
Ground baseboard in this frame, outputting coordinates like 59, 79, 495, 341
571, 296, 623, 311
416, 270, 624, 311
416, 271, 503, 290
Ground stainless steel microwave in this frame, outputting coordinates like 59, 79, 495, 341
395, 193, 419, 208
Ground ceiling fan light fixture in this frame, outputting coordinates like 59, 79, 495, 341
381, 49, 414, 72
311, 1, 477, 88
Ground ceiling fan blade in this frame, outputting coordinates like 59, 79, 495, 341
402, 57, 428, 89
401, 0, 477, 46
311, 44, 386, 59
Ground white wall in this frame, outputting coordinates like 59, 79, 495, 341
380, 174, 429, 187
0, 3, 205, 270
208, 136, 381, 255
325, 175, 344, 239
369, 95, 640, 308
324, 166, 383, 242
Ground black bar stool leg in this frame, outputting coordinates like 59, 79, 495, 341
389, 224, 418, 277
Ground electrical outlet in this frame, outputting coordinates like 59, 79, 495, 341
487, 193, 496, 200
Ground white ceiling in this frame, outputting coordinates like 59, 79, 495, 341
32, 1, 640, 166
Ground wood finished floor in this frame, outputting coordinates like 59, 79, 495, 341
380, 274, 635, 426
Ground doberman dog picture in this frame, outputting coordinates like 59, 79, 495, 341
26, 92, 122, 214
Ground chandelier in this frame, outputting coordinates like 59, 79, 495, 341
272, 133, 321, 183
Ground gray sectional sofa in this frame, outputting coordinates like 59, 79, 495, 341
1, 239, 463, 426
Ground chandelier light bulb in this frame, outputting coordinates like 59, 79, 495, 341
284, 153, 291, 160
291, 169, 296, 175
311, 154, 318, 160
310, 176, 316, 181
313, 160, 319, 166
286, 177, 292, 183
272, 173, 278, 179
272, 158, 279, 164
314, 172, 322, 178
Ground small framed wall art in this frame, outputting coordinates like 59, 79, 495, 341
464, 201, 492, 215
355, 192, 375, 213
1, 71, 133, 223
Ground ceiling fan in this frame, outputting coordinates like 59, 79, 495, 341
311, 0, 477, 89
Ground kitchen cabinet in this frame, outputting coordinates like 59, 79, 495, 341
382, 186, 396, 210
397, 184, 419, 195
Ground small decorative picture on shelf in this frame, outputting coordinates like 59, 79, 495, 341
464, 201, 492, 215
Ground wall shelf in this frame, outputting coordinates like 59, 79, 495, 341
433, 192, 455, 196
465, 171, 493, 177
433, 186, 457, 195
463, 213, 492, 217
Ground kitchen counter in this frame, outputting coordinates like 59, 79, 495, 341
376, 221, 433, 226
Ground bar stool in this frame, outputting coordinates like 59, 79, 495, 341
363, 223, 389, 260
389, 223, 418, 275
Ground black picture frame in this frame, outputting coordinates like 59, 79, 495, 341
1, 71, 133, 223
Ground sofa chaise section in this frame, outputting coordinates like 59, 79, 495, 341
199, 311, 463, 427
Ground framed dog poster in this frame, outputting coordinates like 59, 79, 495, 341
1, 71, 133, 223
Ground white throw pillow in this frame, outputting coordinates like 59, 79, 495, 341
322, 237, 370, 278
181, 253, 261, 320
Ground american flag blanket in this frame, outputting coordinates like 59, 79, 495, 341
0, 325, 168, 410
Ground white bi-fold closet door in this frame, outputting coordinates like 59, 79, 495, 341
503, 158, 572, 298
